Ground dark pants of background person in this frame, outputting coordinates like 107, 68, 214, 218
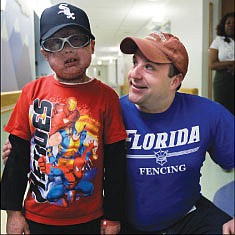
26, 217, 101, 234
213, 70, 234, 115
121, 196, 232, 234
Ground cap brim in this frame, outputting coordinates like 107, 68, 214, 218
120, 37, 171, 64
41, 23, 95, 42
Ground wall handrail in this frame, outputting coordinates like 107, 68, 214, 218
1, 90, 22, 113
179, 88, 198, 95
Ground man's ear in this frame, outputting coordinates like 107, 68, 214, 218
41, 48, 49, 61
170, 73, 184, 90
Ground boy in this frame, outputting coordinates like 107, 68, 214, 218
1, 3, 127, 234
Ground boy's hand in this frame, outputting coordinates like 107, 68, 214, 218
2, 139, 12, 165
6, 210, 30, 234
100, 220, 121, 234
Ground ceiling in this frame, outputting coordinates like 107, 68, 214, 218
50, 0, 170, 62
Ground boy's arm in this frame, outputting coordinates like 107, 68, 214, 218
103, 139, 126, 220
1, 134, 30, 210
101, 140, 126, 234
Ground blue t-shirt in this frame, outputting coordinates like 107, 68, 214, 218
120, 92, 234, 231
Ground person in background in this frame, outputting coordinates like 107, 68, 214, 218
0, 3, 127, 234
119, 32, 234, 234
208, 12, 235, 114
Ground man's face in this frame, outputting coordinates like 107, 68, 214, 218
127, 50, 182, 113
41, 26, 95, 83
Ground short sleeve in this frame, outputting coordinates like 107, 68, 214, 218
4, 88, 31, 140
103, 90, 127, 144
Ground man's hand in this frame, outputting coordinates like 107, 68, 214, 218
6, 210, 30, 234
100, 220, 121, 234
223, 218, 235, 235
2, 139, 12, 165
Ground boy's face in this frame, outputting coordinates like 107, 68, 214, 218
41, 26, 95, 83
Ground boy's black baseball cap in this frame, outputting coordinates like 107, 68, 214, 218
40, 2, 95, 43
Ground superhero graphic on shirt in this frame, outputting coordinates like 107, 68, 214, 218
30, 97, 99, 207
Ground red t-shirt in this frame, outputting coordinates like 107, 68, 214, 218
5, 76, 127, 225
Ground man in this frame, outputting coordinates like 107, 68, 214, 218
119, 32, 234, 234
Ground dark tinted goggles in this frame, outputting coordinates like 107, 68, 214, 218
41, 34, 90, 52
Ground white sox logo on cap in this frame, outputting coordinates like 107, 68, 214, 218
58, 3, 75, 20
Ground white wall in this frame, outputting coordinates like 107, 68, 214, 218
1, 0, 36, 91
168, 0, 203, 94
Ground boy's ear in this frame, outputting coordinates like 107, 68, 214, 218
41, 48, 49, 61
90, 40, 95, 54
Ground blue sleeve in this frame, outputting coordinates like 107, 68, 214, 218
208, 106, 235, 170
